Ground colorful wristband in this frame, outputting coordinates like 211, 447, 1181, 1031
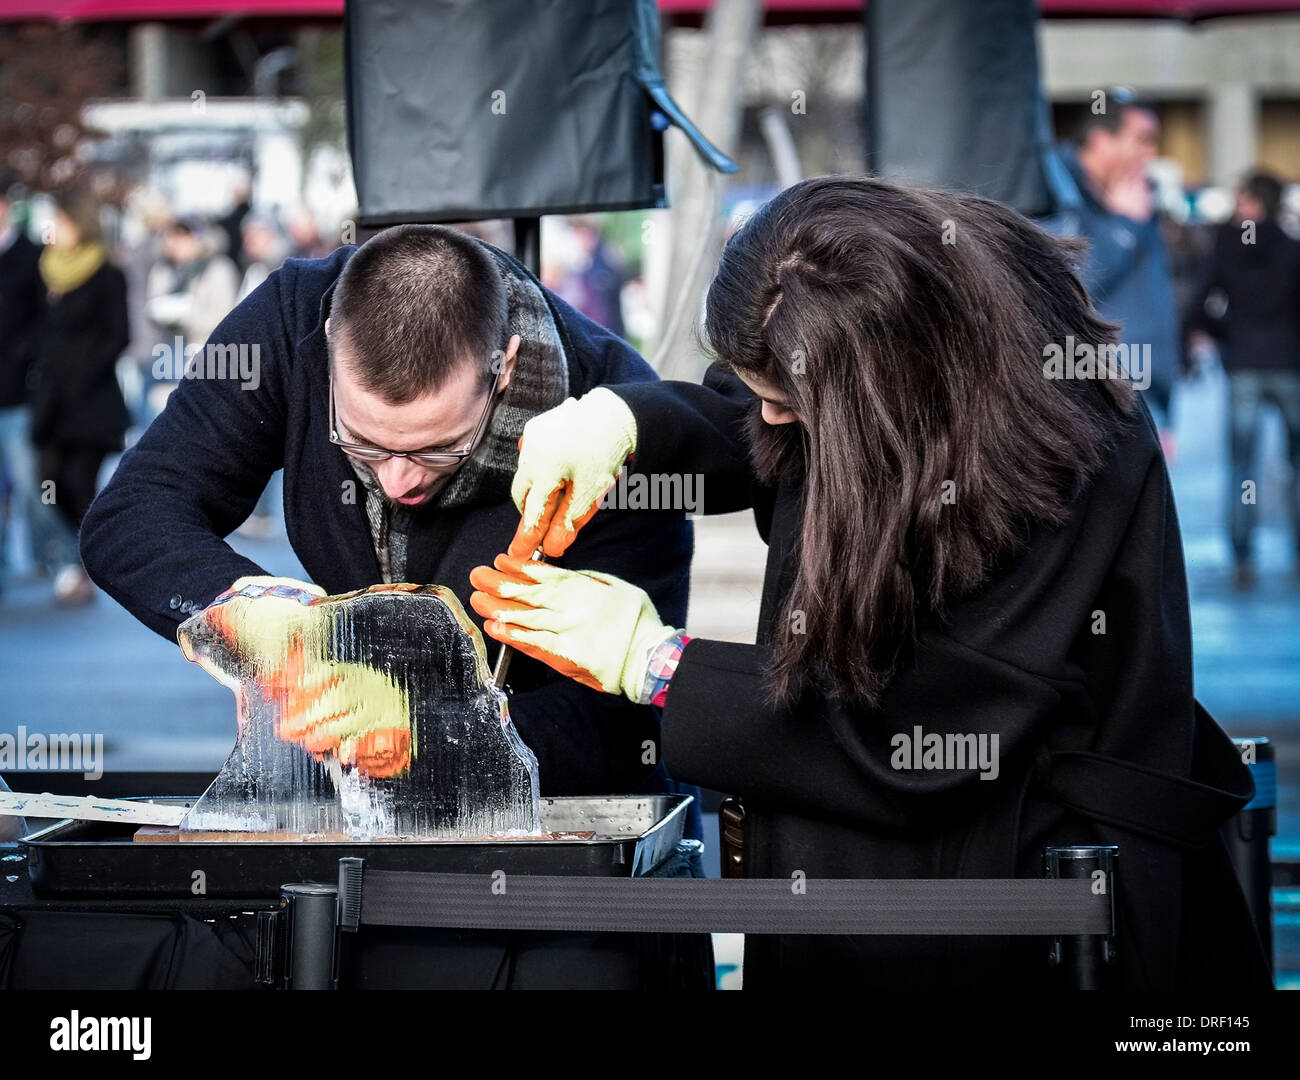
640, 631, 690, 707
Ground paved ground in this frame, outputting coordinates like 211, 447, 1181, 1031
0, 365, 1296, 986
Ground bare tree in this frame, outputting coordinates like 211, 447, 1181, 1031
0, 23, 124, 195
652, 0, 763, 381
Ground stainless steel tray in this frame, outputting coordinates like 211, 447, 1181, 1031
23, 794, 692, 898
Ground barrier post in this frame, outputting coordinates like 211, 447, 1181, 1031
1224, 737, 1276, 975
280, 882, 340, 990
1044, 845, 1118, 989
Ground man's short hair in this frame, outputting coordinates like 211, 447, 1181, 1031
1240, 169, 1284, 221
1073, 88, 1155, 147
329, 223, 508, 403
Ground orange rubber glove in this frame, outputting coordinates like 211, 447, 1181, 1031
507, 388, 637, 559
469, 554, 677, 701
181, 577, 412, 778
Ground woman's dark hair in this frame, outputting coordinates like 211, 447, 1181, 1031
703, 175, 1137, 709
1240, 169, 1284, 221
53, 189, 103, 246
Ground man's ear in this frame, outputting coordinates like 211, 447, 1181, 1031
498, 333, 521, 391
324, 317, 331, 338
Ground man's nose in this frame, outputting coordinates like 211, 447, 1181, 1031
374, 456, 426, 498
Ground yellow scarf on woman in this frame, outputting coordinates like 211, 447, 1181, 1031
39, 242, 106, 295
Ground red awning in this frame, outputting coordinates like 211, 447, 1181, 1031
659, 0, 1300, 14
0, 0, 342, 19
2, 0, 1299, 22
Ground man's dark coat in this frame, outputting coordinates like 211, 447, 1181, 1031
82, 245, 694, 804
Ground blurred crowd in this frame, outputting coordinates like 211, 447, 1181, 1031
1, 132, 1297, 612
0, 174, 337, 604
1050, 94, 1300, 587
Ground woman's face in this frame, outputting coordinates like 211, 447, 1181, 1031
53, 210, 80, 249
735, 371, 801, 426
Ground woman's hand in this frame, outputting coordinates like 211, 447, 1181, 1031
508, 388, 637, 559
470, 555, 676, 701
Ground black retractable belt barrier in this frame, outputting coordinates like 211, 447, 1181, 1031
274, 845, 1121, 990
346, 873, 1108, 937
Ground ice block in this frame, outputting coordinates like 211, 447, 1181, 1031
176, 582, 541, 840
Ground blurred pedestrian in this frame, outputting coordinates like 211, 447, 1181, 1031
237, 214, 286, 302
144, 217, 240, 419
286, 208, 331, 260
0, 179, 46, 583
234, 214, 288, 538
1185, 169, 1300, 587
570, 217, 627, 338
1048, 90, 1180, 457
30, 191, 130, 606
147, 217, 241, 345
217, 178, 252, 272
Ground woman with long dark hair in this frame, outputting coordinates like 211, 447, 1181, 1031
31, 191, 130, 605
470, 176, 1268, 989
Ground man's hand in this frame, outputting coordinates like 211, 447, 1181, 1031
180, 576, 413, 778
508, 388, 637, 559
469, 554, 676, 701
1103, 169, 1154, 223
184, 575, 325, 669
274, 655, 412, 778
182, 569, 325, 670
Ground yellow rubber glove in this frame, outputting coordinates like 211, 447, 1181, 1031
181, 576, 412, 778
508, 388, 637, 559
274, 655, 412, 778
191, 576, 326, 666
469, 554, 676, 701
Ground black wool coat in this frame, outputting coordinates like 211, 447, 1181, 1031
1185, 219, 1300, 374
615, 363, 1271, 991
81, 246, 697, 807
31, 260, 130, 450
0, 232, 44, 409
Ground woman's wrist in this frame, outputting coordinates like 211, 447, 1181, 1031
637, 630, 691, 706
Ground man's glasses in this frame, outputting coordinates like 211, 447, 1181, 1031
328, 365, 503, 469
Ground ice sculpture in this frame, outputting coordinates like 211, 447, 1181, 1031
176, 582, 541, 840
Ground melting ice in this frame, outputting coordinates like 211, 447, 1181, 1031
176, 583, 541, 840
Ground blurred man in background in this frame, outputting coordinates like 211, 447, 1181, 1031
1050, 91, 1180, 458
1186, 169, 1300, 587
